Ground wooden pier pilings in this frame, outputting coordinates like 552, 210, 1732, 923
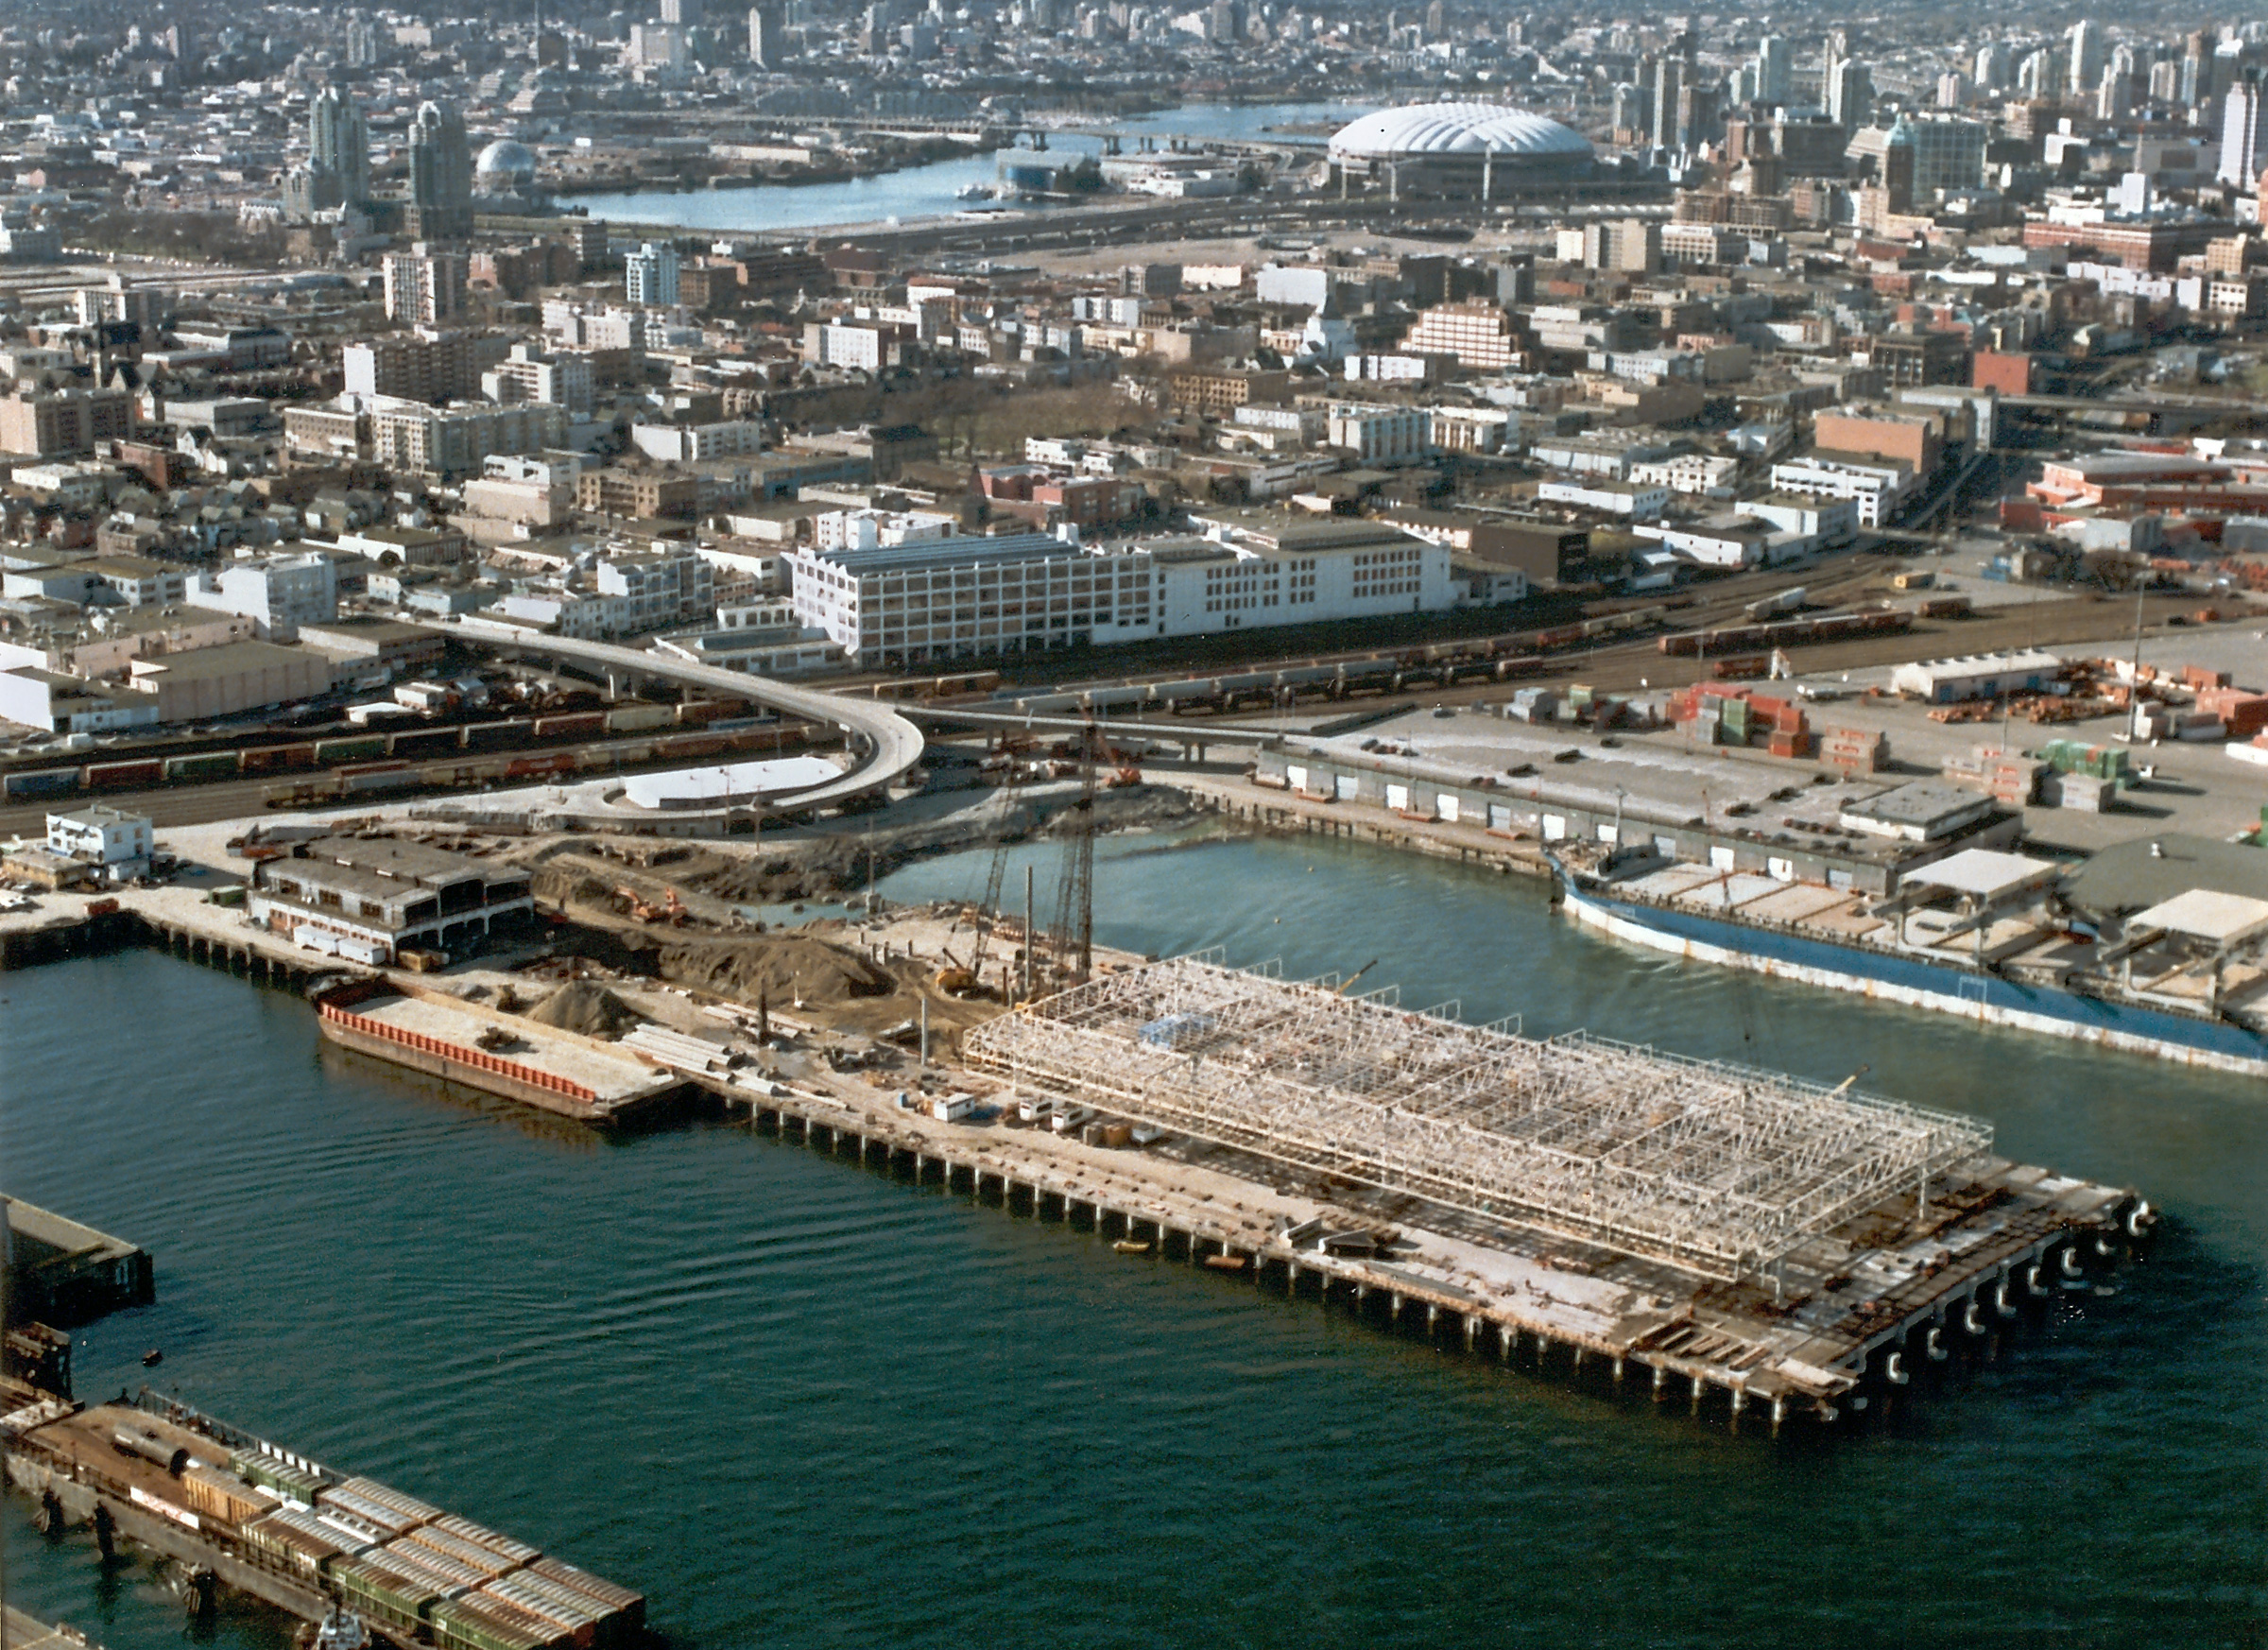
717, 1084, 2130, 1433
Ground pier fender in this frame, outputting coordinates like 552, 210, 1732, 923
2025, 1263, 2050, 1299
2093, 1231, 2119, 1261
1993, 1278, 2019, 1319
1925, 1325, 1948, 1362
2125, 1199, 2156, 1240
2060, 1245, 2087, 1280
1883, 1351, 1909, 1386
1962, 1298, 1988, 1337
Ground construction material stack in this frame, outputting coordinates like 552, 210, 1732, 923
1820, 726, 1890, 775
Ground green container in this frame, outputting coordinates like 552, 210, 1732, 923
333, 1559, 439, 1635
432, 1600, 549, 1650
232, 1449, 325, 1503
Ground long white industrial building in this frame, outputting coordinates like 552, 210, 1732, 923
784, 513, 1499, 668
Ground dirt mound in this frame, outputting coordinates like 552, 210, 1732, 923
524, 982, 646, 1039
655, 932, 896, 1006
681, 841, 861, 904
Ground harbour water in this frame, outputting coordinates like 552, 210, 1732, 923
4, 829, 2265, 1648
566, 101, 1371, 234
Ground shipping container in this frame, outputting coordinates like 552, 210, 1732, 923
180, 1462, 280, 1527
399, 1522, 519, 1578
478, 1577, 594, 1647
375, 1534, 490, 1592
331, 1556, 444, 1635
232, 1449, 328, 1503
461, 1589, 577, 1649
320, 1478, 440, 1538
432, 1599, 554, 1650
496, 1570, 608, 1638
524, 1555, 644, 1626
241, 1505, 367, 1579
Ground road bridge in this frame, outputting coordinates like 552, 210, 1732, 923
437, 620, 925, 816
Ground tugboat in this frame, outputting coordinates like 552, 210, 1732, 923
298, 1603, 372, 1650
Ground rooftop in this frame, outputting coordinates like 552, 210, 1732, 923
128, 640, 328, 682
2131, 888, 2268, 947
1904, 848, 2061, 901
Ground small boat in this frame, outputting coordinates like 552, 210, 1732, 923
955, 182, 995, 200
1112, 1240, 1152, 1255
301, 1605, 371, 1650
1202, 1253, 1250, 1272
142, 1349, 163, 1366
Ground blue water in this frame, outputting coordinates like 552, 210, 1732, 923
3, 830, 2264, 1649
568, 101, 1371, 233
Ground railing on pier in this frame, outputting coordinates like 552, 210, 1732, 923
318, 1002, 598, 1105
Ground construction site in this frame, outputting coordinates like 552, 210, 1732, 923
0, 712, 2155, 1432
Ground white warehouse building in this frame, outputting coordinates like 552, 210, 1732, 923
785, 517, 1461, 668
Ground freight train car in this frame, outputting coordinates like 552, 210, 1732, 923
1657, 608, 1913, 658
164, 750, 242, 782
2, 765, 81, 798
239, 743, 318, 774
504, 752, 576, 780
84, 758, 165, 788
531, 713, 605, 741
460, 718, 534, 751
315, 734, 389, 765
600, 703, 674, 734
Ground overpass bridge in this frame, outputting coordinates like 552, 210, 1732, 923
436, 620, 925, 818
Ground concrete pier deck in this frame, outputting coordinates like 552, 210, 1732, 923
668, 1017, 2140, 1430
4, 1605, 107, 1650
318, 980, 686, 1125
4, 1198, 154, 1328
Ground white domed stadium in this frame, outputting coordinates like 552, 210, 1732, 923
474, 139, 539, 193
1327, 102, 1593, 199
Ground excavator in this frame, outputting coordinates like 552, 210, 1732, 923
615, 885, 689, 927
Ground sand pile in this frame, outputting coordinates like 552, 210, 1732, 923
524, 982, 646, 1039
656, 933, 895, 1006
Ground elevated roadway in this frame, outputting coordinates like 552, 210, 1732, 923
438, 620, 925, 816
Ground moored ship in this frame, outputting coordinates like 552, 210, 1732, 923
1553, 835, 2268, 1078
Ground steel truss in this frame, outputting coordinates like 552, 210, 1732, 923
963, 954, 1992, 1280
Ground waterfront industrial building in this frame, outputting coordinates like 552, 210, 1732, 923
248, 835, 534, 965
784, 514, 1476, 667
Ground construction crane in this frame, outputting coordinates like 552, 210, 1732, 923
940, 836, 1016, 997
1051, 717, 1100, 982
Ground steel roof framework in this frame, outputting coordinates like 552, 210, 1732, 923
963, 954, 1992, 1280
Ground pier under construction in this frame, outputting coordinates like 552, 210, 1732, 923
926, 953, 2151, 1425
